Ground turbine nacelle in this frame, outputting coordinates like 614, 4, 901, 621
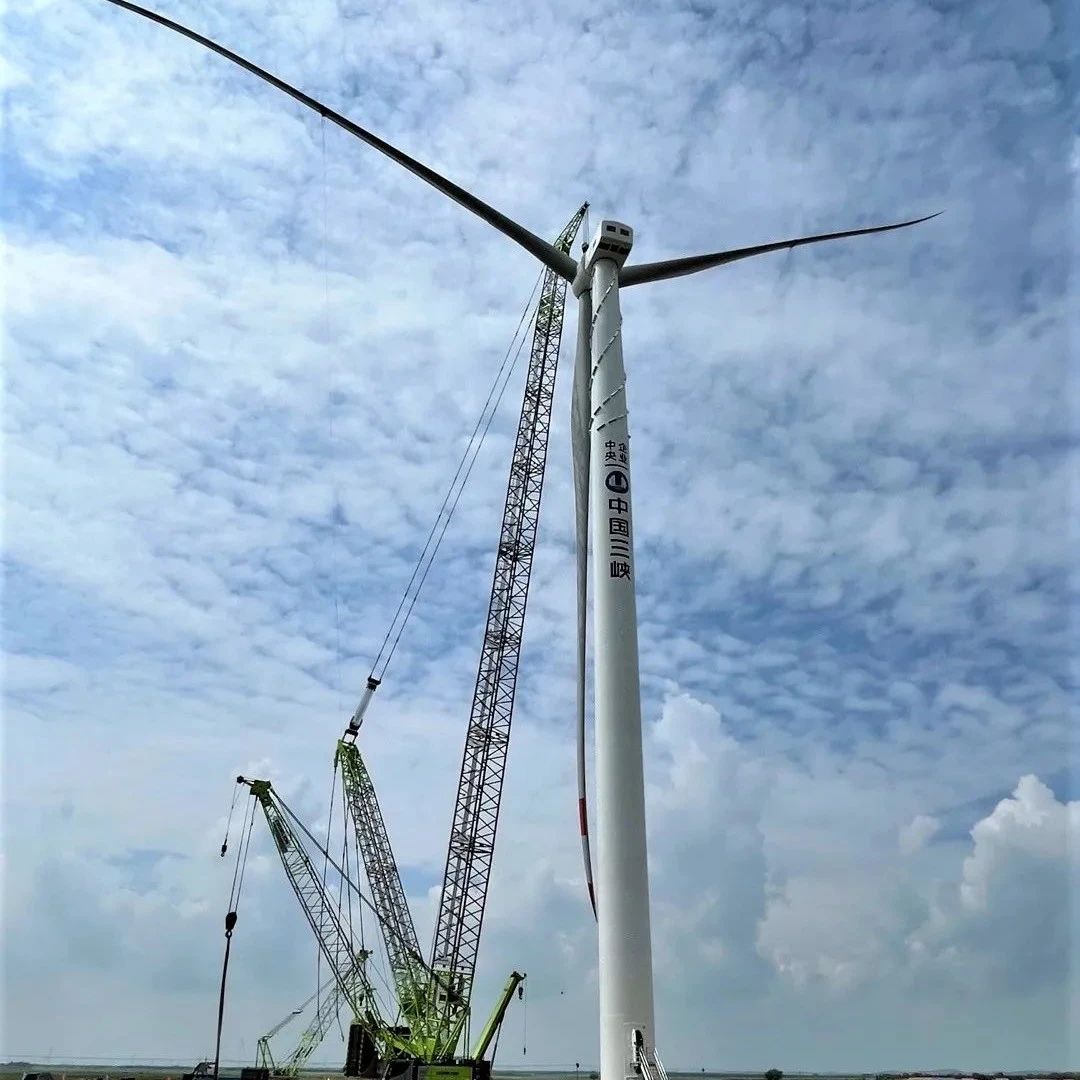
573, 220, 634, 296
584, 219, 634, 270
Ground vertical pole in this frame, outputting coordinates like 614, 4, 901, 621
588, 255, 655, 1080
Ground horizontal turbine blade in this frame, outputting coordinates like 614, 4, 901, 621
619, 213, 941, 288
101, 0, 578, 282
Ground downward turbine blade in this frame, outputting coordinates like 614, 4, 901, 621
570, 295, 597, 920
619, 213, 941, 287
101, 0, 578, 282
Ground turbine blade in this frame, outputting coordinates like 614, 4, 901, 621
619, 213, 941, 288
571, 294, 597, 920
101, 0, 578, 282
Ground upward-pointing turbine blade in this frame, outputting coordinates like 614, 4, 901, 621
100, 0, 578, 283
619, 213, 941, 288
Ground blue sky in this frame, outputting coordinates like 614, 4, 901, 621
2, 0, 1076, 1070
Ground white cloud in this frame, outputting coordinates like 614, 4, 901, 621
899, 814, 942, 856
3, 0, 1074, 1069
959, 774, 1076, 912
901, 775, 1080, 1004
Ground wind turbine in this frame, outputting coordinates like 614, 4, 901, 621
99, 3, 937, 1075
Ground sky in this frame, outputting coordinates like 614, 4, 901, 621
1, 0, 1077, 1071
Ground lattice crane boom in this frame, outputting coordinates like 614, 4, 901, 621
256, 973, 355, 1077
274, 977, 355, 1077
336, 738, 433, 1043
242, 779, 398, 1055
255, 981, 328, 1072
429, 206, 587, 1042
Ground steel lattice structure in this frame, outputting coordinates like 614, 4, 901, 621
429, 207, 587, 1037
275, 977, 356, 1077
336, 740, 430, 1035
247, 780, 388, 1050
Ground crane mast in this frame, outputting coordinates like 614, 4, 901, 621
429, 205, 587, 1040
336, 738, 437, 1050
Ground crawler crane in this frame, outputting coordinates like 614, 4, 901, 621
335, 203, 586, 1070
245, 204, 586, 1077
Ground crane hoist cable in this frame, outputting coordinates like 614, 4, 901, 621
370, 277, 541, 681
347, 269, 544, 733
214, 792, 257, 1080
220, 778, 242, 857
316, 761, 342, 1013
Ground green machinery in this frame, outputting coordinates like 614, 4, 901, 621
241, 776, 526, 1079
88, 8, 581, 1074
255, 975, 338, 1076
246, 203, 586, 1076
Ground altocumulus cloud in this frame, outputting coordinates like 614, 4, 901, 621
1, 0, 1075, 1071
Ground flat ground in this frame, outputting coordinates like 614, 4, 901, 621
2, 1070, 1075, 1080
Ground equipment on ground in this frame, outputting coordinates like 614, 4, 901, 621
240, 197, 579, 1070
255, 974, 355, 1077
469, 970, 525, 1062
239, 778, 396, 1063
330, 205, 585, 1068
254, 988, 314, 1072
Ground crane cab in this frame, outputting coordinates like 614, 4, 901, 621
584, 219, 634, 271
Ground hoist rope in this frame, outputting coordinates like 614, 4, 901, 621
317, 762, 341, 1015
214, 794, 257, 1080
220, 780, 242, 857
378, 321, 535, 679
212, 919, 235, 1080
338, 782, 353, 945
232, 801, 257, 906
366, 269, 544, 685
226, 794, 256, 910
336, 784, 354, 1043
320, 117, 347, 718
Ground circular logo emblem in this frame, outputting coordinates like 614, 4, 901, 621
605, 470, 629, 494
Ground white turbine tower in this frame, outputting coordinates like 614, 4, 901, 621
101, 3, 937, 1075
